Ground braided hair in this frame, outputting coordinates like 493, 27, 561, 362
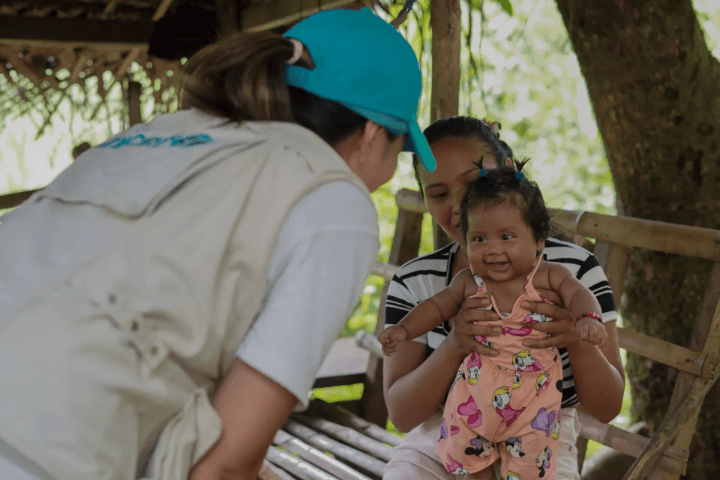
460, 158, 550, 243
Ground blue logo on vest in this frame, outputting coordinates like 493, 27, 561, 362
98, 133, 214, 149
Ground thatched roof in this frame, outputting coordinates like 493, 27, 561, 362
0, 0, 362, 100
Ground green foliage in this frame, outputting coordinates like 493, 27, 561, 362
494, 0, 514, 15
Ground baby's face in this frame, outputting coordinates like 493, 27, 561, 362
466, 200, 544, 284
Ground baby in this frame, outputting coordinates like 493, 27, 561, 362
379, 160, 607, 480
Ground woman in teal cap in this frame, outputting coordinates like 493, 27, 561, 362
0, 8, 432, 480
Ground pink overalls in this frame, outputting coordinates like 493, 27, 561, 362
436, 257, 562, 479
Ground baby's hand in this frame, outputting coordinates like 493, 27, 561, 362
575, 317, 607, 347
377, 325, 410, 356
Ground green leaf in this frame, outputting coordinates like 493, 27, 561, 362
494, 0, 513, 15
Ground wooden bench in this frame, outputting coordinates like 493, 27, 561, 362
261, 188, 720, 480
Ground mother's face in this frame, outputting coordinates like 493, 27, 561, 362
418, 136, 499, 245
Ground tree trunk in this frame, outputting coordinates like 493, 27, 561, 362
553, 1, 720, 478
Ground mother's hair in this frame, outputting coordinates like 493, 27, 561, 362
412, 116, 514, 191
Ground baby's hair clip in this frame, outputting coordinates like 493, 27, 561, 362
475, 157, 488, 177
515, 171, 525, 180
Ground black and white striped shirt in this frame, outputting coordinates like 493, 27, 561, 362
384, 238, 617, 408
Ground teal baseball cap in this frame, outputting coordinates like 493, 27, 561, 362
283, 8, 436, 172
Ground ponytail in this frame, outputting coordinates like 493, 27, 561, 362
181, 32, 314, 123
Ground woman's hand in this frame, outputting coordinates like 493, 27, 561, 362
520, 294, 581, 349
447, 295, 502, 357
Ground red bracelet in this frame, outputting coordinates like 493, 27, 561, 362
576, 312, 603, 324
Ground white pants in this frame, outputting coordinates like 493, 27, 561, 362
383, 408, 581, 480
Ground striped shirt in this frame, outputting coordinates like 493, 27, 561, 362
384, 238, 617, 408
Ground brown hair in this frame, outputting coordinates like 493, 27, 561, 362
181, 32, 315, 123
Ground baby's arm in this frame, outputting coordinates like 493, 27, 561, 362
378, 268, 478, 355
546, 263, 608, 346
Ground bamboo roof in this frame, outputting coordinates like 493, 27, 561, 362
0, 0, 363, 99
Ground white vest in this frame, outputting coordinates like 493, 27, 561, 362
0, 110, 370, 480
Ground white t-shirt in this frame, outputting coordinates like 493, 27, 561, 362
236, 180, 378, 408
0, 180, 379, 479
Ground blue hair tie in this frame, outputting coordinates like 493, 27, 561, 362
515, 171, 525, 180
479, 169, 488, 177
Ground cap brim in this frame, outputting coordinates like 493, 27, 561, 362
403, 122, 436, 172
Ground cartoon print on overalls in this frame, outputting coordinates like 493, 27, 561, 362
536, 446, 552, 478
464, 435, 495, 457
531, 407, 558, 437
512, 349, 544, 373
450, 365, 465, 392
512, 370, 522, 390
475, 335, 494, 348
504, 472, 521, 480
505, 436, 525, 458
523, 312, 550, 323
444, 455, 469, 475
536, 371, 551, 396
438, 417, 460, 442
552, 417, 561, 439
466, 353, 482, 385
500, 325, 533, 337
492, 387, 525, 427
457, 395, 482, 428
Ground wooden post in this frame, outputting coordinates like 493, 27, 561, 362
127, 80, 142, 126
360, 206, 424, 427
429, 0, 460, 251
593, 240, 631, 303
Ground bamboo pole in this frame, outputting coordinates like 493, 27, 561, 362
394, 190, 720, 261
293, 414, 393, 462
661, 263, 720, 480
274, 430, 373, 480
617, 328, 705, 377
623, 362, 720, 480
369, 261, 398, 281
127, 80, 142, 126
362, 281, 390, 427
593, 240, 631, 302
429, 0, 460, 250
69, 50, 91, 84
265, 447, 339, 480
104, 0, 121, 14
283, 420, 386, 477
395, 188, 425, 214
576, 410, 687, 475
151, 0, 175, 21
549, 209, 720, 261
359, 200, 424, 428
307, 400, 402, 448
89, 47, 139, 121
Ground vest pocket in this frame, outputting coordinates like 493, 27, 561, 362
139, 388, 221, 480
